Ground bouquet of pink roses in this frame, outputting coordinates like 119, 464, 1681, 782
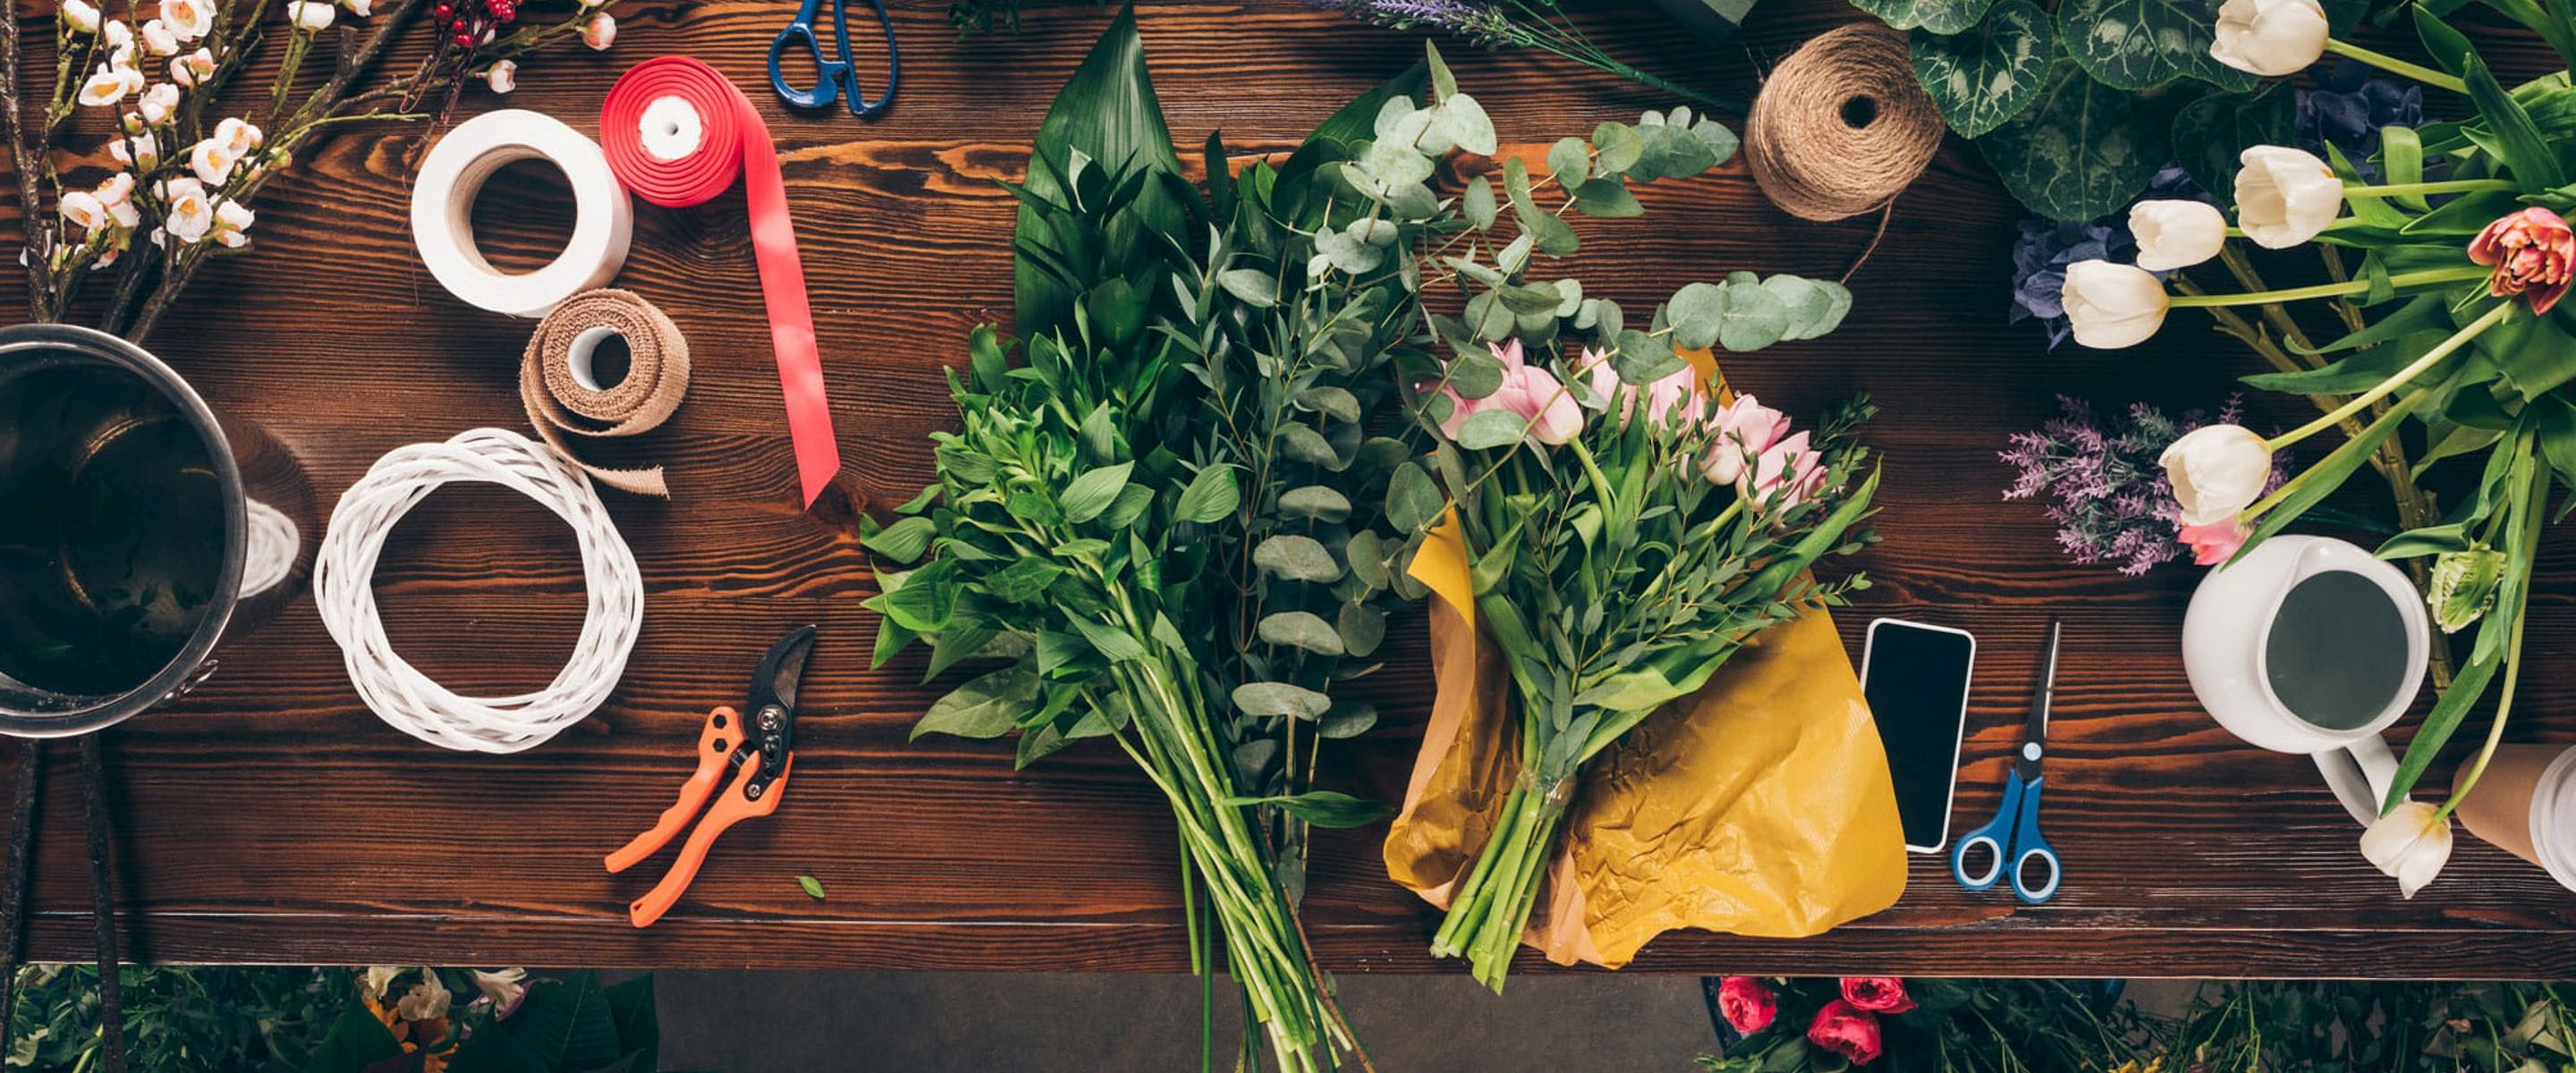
1700, 976, 2144, 1071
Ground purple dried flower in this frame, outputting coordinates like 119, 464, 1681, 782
2001, 396, 2290, 575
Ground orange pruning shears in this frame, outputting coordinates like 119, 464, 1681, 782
606, 624, 814, 927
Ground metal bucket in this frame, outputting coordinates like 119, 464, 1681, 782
0, 323, 311, 738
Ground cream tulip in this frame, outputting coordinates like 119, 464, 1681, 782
2360, 800, 2453, 899
2235, 145, 2343, 249
2209, 0, 2329, 77
2130, 199, 2227, 270
2060, 260, 2171, 349
2157, 424, 2273, 526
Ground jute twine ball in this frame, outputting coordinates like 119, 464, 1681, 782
1744, 22, 1947, 222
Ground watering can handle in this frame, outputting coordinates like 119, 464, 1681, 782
2317, 735, 2398, 826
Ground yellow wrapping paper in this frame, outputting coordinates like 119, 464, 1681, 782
1381, 354, 1907, 968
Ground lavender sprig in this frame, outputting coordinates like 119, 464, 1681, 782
1306, 0, 1737, 111
2001, 396, 2288, 575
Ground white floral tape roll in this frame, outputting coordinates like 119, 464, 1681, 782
410, 109, 633, 318
315, 428, 643, 753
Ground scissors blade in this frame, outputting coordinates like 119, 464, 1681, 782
2019, 619, 2062, 778
749, 624, 818, 719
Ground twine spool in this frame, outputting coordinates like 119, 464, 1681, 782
1744, 23, 1946, 222
519, 288, 691, 497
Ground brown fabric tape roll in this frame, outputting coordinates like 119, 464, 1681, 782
1744, 22, 1947, 222
520, 288, 691, 497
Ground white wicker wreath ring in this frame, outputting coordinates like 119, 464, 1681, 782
315, 428, 643, 753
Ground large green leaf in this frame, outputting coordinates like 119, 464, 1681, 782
1856, 0, 1997, 34
1013, 4, 1182, 337
1977, 62, 2165, 221
2171, 84, 2295, 195
1910, 1, 2055, 139
2059, 0, 2256, 91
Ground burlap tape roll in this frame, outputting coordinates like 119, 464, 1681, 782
1744, 23, 1946, 223
520, 289, 691, 497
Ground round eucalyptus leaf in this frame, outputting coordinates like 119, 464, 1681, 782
1338, 602, 1386, 657
1258, 611, 1347, 655
1279, 485, 1355, 522
1254, 534, 1343, 582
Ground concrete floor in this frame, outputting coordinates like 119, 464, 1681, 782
653, 971, 1719, 1070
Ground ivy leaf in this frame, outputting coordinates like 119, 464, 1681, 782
1909, 0, 2055, 139
2170, 84, 2296, 195
2058, 0, 2255, 90
1855, 0, 1998, 34
1978, 61, 2163, 221
1061, 461, 1133, 524
1254, 535, 1344, 583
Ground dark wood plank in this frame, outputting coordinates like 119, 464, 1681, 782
4, 0, 2575, 977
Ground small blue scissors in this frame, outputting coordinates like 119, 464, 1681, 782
1952, 619, 2063, 905
767, 0, 899, 118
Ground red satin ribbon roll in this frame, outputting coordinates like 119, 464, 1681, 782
600, 56, 840, 510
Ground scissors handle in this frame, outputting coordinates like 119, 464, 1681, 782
1950, 773, 2061, 904
768, 15, 846, 112
1951, 772, 2022, 891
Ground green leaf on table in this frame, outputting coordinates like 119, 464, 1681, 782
1060, 461, 1133, 524
1614, 328, 1690, 383
860, 515, 937, 563
1319, 701, 1379, 739
1716, 277, 1793, 351
1071, 617, 1148, 662
1547, 136, 1590, 186
1978, 62, 2165, 221
1232, 680, 1335, 720
1386, 461, 1443, 533
1445, 93, 1499, 155
1314, 229, 1385, 275
1280, 424, 1345, 467
1221, 790, 1393, 828
797, 874, 827, 900
2171, 84, 2296, 196
1855, 0, 1997, 35
1255, 535, 1344, 583
2060, 0, 2256, 90
1765, 275, 1854, 340
2376, 522, 2475, 559
1572, 177, 1643, 217
1911, 0, 2055, 138
986, 558, 1065, 605
1338, 602, 1387, 656
1258, 611, 1347, 655
915, 663, 1042, 739
1015, 4, 1180, 336
1463, 176, 1497, 230
2463, 46, 2569, 189
1593, 120, 1645, 174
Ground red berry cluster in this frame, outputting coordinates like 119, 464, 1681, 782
432, 0, 512, 48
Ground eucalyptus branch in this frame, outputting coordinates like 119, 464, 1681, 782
3, 0, 56, 319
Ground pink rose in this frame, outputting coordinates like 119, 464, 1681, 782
2470, 207, 2575, 314
1700, 394, 1789, 486
2179, 517, 2250, 566
1806, 998, 1883, 1066
1839, 977, 1916, 1014
1578, 347, 1702, 427
1715, 976, 1776, 1035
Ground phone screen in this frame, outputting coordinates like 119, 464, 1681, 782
1860, 620, 1975, 853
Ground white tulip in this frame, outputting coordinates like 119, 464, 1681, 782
286, 0, 333, 30
75, 65, 132, 106
160, 0, 212, 40
2236, 145, 2343, 249
2360, 800, 2453, 899
140, 18, 176, 55
211, 198, 252, 248
2210, 0, 2329, 77
2131, 199, 2228, 271
170, 46, 213, 87
157, 176, 212, 244
580, 11, 614, 49
58, 190, 108, 231
136, 81, 177, 125
2060, 259, 2171, 349
484, 58, 517, 94
62, 0, 100, 33
2157, 424, 2273, 526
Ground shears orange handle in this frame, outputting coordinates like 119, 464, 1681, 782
606, 705, 793, 927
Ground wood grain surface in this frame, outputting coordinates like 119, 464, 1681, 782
4, 0, 2575, 978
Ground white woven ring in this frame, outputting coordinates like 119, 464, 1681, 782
314, 428, 643, 753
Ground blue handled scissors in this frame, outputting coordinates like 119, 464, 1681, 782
767, 0, 899, 118
1952, 618, 2063, 905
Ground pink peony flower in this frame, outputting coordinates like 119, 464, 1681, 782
1715, 976, 1776, 1035
2179, 517, 2250, 566
1839, 977, 1916, 1014
2469, 207, 2576, 315
1806, 999, 1884, 1065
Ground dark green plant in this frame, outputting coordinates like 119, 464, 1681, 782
7, 965, 350, 1072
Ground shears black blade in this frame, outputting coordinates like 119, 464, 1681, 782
743, 624, 815, 782
2018, 619, 2062, 781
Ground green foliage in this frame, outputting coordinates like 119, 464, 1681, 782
1699, 977, 2143, 1072
1861, 0, 2262, 218
7, 965, 351, 1073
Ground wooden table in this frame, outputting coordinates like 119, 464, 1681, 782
6, 0, 2574, 979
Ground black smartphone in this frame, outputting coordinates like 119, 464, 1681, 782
1860, 618, 1975, 854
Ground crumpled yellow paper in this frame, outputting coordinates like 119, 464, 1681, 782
1381, 354, 1907, 968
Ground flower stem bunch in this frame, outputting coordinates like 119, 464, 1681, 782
2057, 0, 2576, 899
